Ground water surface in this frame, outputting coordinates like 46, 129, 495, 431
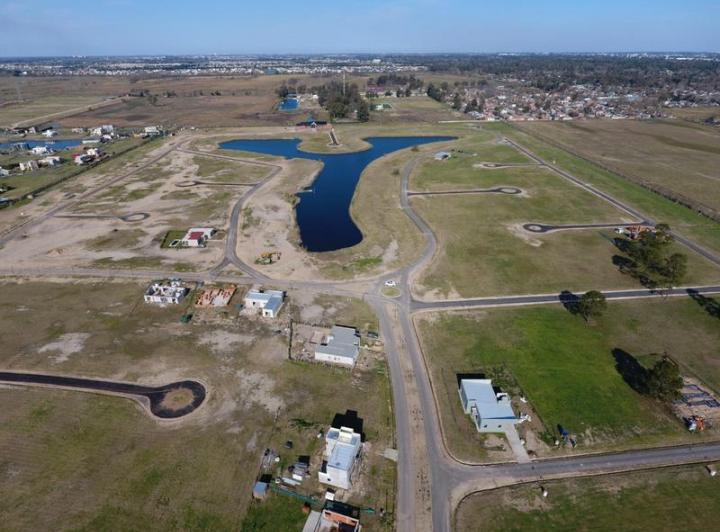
220, 136, 453, 252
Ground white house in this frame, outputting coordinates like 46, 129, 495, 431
42, 129, 57, 138
39, 156, 61, 167
244, 288, 285, 318
143, 280, 189, 305
318, 426, 362, 490
19, 160, 39, 172
180, 227, 216, 247
31, 146, 49, 155
314, 325, 360, 368
434, 151, 451, 161
144, 125, 161, 136
74, 154, 93, 165
0, 167, 10, 177
459, 378, 519, 433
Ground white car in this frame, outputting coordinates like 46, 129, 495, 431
384, 280, 397, 287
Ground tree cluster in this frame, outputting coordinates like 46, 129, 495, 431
311, 81, 369, 122
616, 224, 688, 290
368, 74, 424, 91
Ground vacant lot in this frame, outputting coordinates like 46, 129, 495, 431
416, 296, 720, 462
0, 96, 117, 127
488, 122, 720, 257
0, 280, 394, 531
517, 119, 720, 214
369, 95, 458, 124
411, 152, 720, 298
455, 465, 720, 531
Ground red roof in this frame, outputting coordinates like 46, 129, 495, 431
188, 231, 204, 240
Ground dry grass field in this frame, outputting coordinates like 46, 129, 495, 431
517, 119, 720, 213
455, 465, 720, 531
0, 280, 395, 531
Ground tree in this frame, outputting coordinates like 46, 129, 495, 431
356, 100, 370, 122
577, 290, 607, 322
661, 252, 688, 289
645, 356, 682, 401
452, 93, 463, 110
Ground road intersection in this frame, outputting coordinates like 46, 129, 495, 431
2, 132, 720, 531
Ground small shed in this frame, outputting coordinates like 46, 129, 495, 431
252, 481, 268, 500
434, 151, 451, 161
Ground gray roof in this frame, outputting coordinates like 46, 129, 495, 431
461, 379, 516, 420
316, 325, 360, 360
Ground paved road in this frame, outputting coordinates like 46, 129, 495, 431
0, 371, 206, 419
3, 133, 720, 531
408, 186, 522, 196
505, 137, 720, 269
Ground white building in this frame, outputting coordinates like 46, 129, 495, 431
39, 156, 61, 167
244, 288, 285, 318
144, 125, 161, 136
180, 227, 216, 247
31, 146, 49, 155
318, 426, 362, 490
144, 280, 189, 305
42, 129, 57, 138
459, 378, 519, 433
19, 160, 39, 172
0, 167, 10, 177
314, 325, 360, 368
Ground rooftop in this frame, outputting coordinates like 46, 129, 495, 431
461, 378, 516, 420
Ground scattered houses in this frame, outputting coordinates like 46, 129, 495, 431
314, 325, 361, 368
458, 378, 519, 433
143, 280, 189, 305
244, 288, 285, 318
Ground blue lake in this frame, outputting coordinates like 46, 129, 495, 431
219, 136, 454, 252
0, 139, 82, 151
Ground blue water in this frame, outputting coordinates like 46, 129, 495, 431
0, 139, 82, 151
278, 98, 299, 111
219, 136, 454, 252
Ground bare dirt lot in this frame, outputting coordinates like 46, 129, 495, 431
0, 279, 395, 530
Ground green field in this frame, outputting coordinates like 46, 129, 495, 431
455, 465, 720, 531
0, 96, 114, 127
517, 119, 720, 212
417, 296, 720, 461
487, 122, 720, 257
0, 281, 395, 531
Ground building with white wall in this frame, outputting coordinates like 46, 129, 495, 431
244, 288, 285, 318
459, 378, 519, 433
318, 425, 362, 490
144, 280, 189, 305
314, 325, 360, 368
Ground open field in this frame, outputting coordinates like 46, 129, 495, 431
0, 144, 276, 273
455, 464, 720, 531
416, 296, 720, 462
369, 95, 458, 124
411, 141, 720, 298
488, 122, 720, 257
0, 280, 394, 531
517, 119, 720, 214
670, 106, 720, 124
0, 96, 118, 127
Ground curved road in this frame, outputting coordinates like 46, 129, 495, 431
2, 133, 720, 530
0, 371, 206, 419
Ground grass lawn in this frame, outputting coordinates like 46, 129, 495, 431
416, 296, 720, 461
160, 229, 187, 248
412, 162, 720, 297
517, 119, 720, 212
486, 122, 720, 257
0, 280, 395, 531
454, 465, 720, 532
241, 492, 309, 531
0, 96, 114, 127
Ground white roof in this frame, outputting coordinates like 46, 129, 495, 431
326, 427, 361, 472
461, 379, 516, 420
316, 326, 360, 360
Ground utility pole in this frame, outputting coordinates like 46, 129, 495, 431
342, 71, 346, 97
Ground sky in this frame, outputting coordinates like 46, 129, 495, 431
0, 0, 718, 57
